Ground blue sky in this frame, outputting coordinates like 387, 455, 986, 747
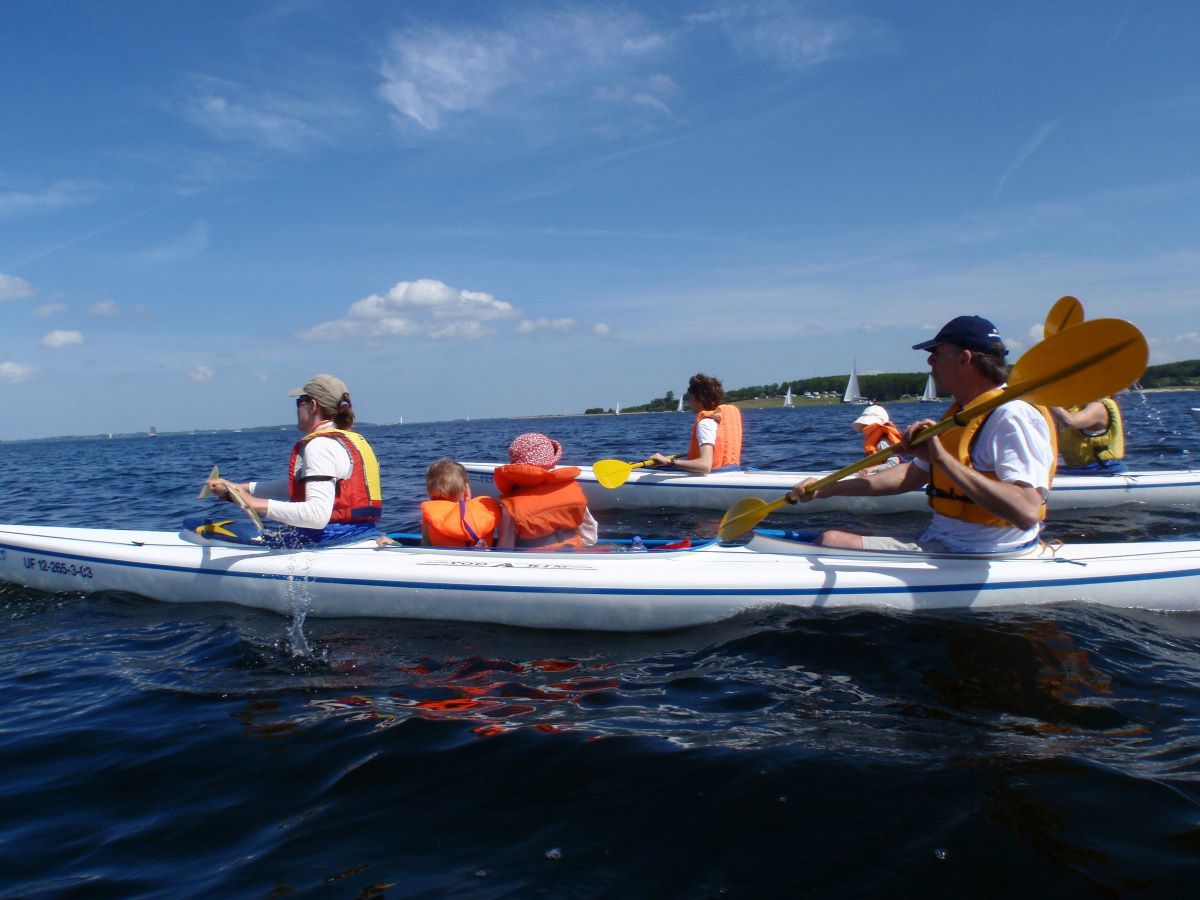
2, 1, 1197, 439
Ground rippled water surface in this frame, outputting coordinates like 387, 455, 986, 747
3, 394, 1200, 897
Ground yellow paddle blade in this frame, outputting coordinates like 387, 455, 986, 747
1043, 295, 1084, 338
197, 464, 221, 499
1008, 318, 1147, 409
593, 459, 635, 490
718, 496, 777, 541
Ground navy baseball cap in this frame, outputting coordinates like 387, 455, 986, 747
912, 315, 1008, 357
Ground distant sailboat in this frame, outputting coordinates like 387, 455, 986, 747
615, 403, 621, 416
677, 396, 684, 413
843, 362, 868, 405
783, 386, 794, 408
920, 374, 938, 403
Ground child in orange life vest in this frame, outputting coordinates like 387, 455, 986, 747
420, 458, 501, 548
851, 405, 903, 475
494, 432, 598, 550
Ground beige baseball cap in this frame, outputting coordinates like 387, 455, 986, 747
288, 374, 349, 410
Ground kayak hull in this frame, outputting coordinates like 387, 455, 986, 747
464, 462, 1200, 515
4, 525, 1200, 631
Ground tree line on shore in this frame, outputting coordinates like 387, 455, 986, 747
587, 358, 1200, 415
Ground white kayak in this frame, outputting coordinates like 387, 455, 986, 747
464, 462, 1200, 516
4, 523, 1200, 632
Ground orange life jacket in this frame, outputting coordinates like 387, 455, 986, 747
288, 429, 383, 523
926, 389, 1057, 527
688, 404, 742, 468
494, 464, 588, 549
422, 497, 501, 548
862, 422, 903, 456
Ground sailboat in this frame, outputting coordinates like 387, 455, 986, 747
677, 396, 684, 413
920, 374, 939, 403
843, 361, 868, 405
783, 386, 794, 408
614, 402, 621, 416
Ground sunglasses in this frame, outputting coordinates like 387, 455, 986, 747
296, 395, 312, 408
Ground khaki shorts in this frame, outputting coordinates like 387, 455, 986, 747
859, 535, 951, 553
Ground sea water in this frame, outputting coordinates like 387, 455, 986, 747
2, 394, 1200, 896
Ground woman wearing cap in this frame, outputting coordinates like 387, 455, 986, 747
852, 404, 902, 474
493, 432, 598, 549
207, 374, 384, 544
648, 373, 743, 474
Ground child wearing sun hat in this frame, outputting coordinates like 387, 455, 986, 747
851, 405, 903, 473
493, 432, 598, 549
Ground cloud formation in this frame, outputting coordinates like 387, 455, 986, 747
188, 365, 215, 383
0, 361, 35, 384
0, 273, 35, 301
298, 278, 518, 342
376, 8, 668, 131
0, 181, 96, 217
41, 330, 85, 349
88, 299, 120, 317
182, 77, 349, 153
32, 303, 67, 318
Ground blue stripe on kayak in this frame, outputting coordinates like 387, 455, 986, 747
4, 539, 1200, 599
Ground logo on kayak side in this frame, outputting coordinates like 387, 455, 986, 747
417, 559, 596, 571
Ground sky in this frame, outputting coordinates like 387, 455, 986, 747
2, 0, 1197, 439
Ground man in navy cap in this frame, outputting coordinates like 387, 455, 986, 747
793, 316, 1056, 553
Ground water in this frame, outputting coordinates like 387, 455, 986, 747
2, 393, 1200, 896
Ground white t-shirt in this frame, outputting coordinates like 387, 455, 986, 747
696, 417, 718, 447
913, 400, 1053, 553
250, 430, 354, 529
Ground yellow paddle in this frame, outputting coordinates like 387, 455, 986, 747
198, 464, 265, 532
1043, 295, 1084, 337
718, 318, 1148, 541
593, 455, 678, 489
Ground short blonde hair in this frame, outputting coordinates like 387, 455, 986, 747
425, 457, 469, 500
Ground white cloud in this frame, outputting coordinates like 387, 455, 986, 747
41, 330, 85, 349
376, 9, 666, 132
33, 302, 66, 317
518, 317, 578, 334
688, 2, 887, 70
88, 298, 120, 317
130, 222, 209, 268
182, 77, 342, 153
593, 322, 612, 336
0, 181, 96, 216
299, 278, 519, 342
0, 361, 35, 384
0, 273, 35, 301
188, 365, 215, 383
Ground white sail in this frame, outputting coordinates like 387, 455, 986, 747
677, 396, 683, 412
615, 402, 621, 416
784, 386, 794, 407
843, 361, 868, 404
921, 374, 938, 402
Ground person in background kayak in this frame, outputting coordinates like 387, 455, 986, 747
649, 372, 743, 474
1050, 397, 1125, 469
207, 374, 383, 544
851, 404, 902, 474
793, 316, 1057, 553
420, 458, 501, 548
494, 432, 598, 549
